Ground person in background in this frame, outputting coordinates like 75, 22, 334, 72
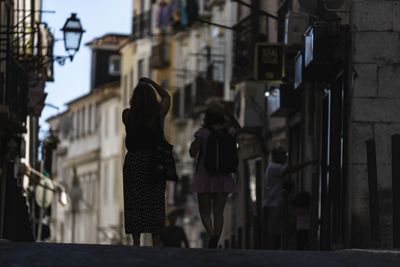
160, 212, 190, 248
292, 191, 311, 250
262, 147, 315, 249
122, 77, 170, 247
189, 103, 241, 248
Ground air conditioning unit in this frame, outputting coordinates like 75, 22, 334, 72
284, 11, 309, 47
234, 81, 266, 128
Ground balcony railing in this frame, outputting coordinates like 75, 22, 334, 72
132, 10, 151, 39
150, 40, 169, 69
194, 76, 223, 110
233, 15, 256, 84
4, 59, 29, 125
172, 77, 223, 120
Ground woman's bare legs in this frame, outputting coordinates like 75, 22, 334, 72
213, 193, 228, 238
152, 233, 161, 247
132, 233, 140, 246
198, 193, 214, 236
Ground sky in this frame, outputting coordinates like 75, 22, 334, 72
39, 0, 132, 137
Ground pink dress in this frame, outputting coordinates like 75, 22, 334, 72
192, 127, 236, 194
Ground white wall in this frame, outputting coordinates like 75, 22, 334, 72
99, 96, 122, 243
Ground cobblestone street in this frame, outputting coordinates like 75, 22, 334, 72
1, 242, 400, 267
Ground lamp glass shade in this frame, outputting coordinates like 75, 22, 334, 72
62, 13, 85, 52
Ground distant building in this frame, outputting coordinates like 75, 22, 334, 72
48, 34, 128, 244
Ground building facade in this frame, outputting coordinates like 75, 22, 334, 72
223, 0, 400, 250
0, 0, 58, 241
44, 0, 400, 250
48, 34, 128, 244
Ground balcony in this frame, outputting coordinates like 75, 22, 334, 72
149, 41, 169, 69
132, 11, 151, 39
194, 76, 223, 111
233, 15, 256, 84
0, 59, 29, 132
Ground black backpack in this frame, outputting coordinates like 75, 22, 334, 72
202, 128, 239, 175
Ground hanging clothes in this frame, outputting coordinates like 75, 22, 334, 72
157, 1, 171, 31
171, 0, 181, 23
170, 0, 182, 32
179, 0, 189, 27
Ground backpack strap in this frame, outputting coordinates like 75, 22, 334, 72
195, 127, 212, 171
196, 146, 202, 171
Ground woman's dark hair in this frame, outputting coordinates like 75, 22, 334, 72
129, 82, 160, 128
272, 147, 287, 164
203, 111, 226, 129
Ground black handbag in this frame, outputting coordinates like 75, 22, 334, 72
149, 136, 179, 183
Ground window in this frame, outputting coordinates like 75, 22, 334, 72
88, 104, 92, 134
103, 162, 108, 202
115, 107, 119, 135
71, 112, 76, 139
104, 109, 108, 138
93, 105, 97, 131
137, 59, 144, 79
109, 55, 121, 75
76, 111, 80, 138
129, 69, 134, 105
80, 107, 85, 136
124, 75, 128, 107
86, 174, 92, 207
114, 159, 119, 201
89, 172, 96, 207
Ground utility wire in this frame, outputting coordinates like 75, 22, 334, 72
196, 18, 234, 30
231, 0, 280, 20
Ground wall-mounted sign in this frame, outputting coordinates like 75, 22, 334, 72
254, 43, 285, 84
294, 52, 303, 89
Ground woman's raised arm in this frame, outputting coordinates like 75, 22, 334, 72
140, 77, 170, 117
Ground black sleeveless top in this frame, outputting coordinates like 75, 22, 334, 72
124, 109, 163, 152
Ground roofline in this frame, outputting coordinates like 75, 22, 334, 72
85, 33, 130, 47
65, 81, 121, 106
46, 110, 69, 123
118, 36, 135, 50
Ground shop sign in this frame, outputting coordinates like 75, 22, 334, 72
254, 43, 285, 84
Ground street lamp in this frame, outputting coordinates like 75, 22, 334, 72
37, 13, 85, 68
61, 13, 85, 54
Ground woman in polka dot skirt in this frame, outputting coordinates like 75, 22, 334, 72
122, 77, 170, 246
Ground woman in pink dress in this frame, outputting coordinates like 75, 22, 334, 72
189, 106, 241, 248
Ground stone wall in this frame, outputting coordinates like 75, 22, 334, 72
350, 0, 400, 248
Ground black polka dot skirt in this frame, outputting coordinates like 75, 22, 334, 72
123, 151, 166, 234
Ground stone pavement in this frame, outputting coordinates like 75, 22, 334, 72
1, 242, 400, 267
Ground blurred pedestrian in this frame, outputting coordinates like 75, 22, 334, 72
189, 103, 241, 248
262, 147, 315, 249
292, 191, 311, 250
122, 77, 170, 246
160, 212, 190, 248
